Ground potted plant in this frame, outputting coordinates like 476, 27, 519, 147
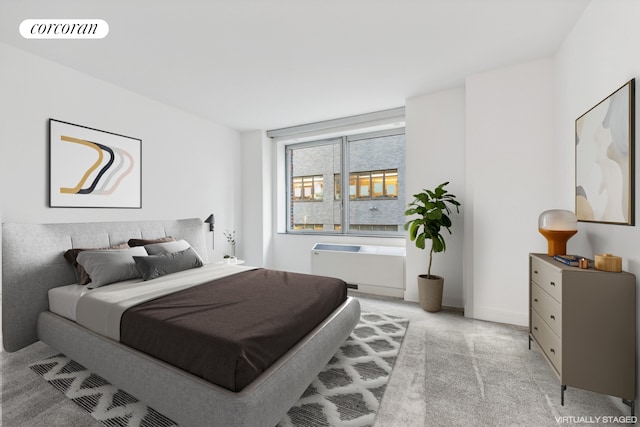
404, 181, 460, 312
223, 230, 236, 262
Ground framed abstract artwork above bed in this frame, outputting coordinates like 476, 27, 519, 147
575, 79, 635, 225
49, 119, 142, 208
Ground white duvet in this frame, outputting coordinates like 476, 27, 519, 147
49, 263, 254, 341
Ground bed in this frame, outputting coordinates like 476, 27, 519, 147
2, 218, 361, 426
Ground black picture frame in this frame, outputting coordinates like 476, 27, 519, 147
575, 79, 635, 225
49, 119, 142, 208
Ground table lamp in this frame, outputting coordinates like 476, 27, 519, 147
538, 209, 578, 256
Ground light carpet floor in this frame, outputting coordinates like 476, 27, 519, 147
359, 293, 632, 427
2, 292, 634, 426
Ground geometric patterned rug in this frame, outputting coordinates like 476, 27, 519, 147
29, 312, 409, 427
29, 354, 177, 427
277, 312, 409, 427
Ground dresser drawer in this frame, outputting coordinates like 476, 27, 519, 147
531, 283, 562, 337
531, 257, 562, 302
531, 310, 562, 375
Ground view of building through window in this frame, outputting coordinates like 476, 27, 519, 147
286, 130, 405, 234
338, 169, 398, 200
292, 175, 323, 201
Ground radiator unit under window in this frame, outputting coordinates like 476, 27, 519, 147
311, 243, 405, 298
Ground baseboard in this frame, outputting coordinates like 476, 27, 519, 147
349, 283, 404, 298
468, 305, 528, 327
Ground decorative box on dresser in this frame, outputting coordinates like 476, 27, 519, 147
528, 253, 636, 415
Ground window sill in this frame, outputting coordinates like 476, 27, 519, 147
277, 231, 405, 239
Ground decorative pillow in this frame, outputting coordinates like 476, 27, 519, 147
134, 247, 204, 281
128, 236, 175, 247
145, 239, 191, 255
76, 246, 148, 289
64, 243, 129, 285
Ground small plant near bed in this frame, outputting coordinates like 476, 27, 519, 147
223, 230, 236, 259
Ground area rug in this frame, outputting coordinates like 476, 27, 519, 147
29, 354, 177, 427
29, 312, 409, 427
278, 312, 409, 427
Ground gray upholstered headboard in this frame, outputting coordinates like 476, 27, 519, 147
2, 218, 208, 352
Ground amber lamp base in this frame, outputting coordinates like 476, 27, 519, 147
538, 229, 578, 256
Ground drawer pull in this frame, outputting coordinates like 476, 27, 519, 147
550, 281, 556, 287
550, 348, 556, 354
534, 326, 538, 331
534, 270, 539, 274
550, 315, 555, 320
534, 298, 538, 302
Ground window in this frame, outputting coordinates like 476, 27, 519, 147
285, 129, 405, 235
343, 169, 398, 200
292, 175, 323, 201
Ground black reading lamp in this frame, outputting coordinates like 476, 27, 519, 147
204, 214, 215, 248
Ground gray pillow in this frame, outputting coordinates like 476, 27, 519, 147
77, 246, 148, 289
63, 243, 130, 285
134, 247, 204, 281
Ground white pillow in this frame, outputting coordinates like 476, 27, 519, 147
144, 239, 203, 263
77, 246, 148, 289
144, 239, 191, 255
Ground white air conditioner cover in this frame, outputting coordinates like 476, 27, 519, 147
311, 243, 405, 297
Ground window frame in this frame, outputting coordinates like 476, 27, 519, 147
285, 128, 405, 237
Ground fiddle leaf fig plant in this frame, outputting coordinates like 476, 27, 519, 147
404, 181, 461, 278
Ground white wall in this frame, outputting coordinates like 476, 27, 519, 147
240, 130, 274, 267
405, 88, 466, 307
0, 43, 241, 263
465, 59, 555, 326
554, 0, 640, 410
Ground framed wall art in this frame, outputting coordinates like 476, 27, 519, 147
49, 119, 142, 208
575, 79, 635, 225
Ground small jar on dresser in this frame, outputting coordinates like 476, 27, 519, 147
528, 253, 636, 415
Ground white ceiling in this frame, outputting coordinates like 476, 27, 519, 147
0, 0, 590, 132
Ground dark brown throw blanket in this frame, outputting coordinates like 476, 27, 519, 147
120, 268, 347, 392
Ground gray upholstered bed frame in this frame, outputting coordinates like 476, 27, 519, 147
2, 218, 361, 426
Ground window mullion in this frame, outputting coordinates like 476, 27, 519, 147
341, 136, 349, 234
285, 146, 293, 232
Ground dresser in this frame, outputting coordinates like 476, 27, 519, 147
529, 253, 636, 415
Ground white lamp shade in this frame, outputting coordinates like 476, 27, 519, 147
538, 209, 577, 231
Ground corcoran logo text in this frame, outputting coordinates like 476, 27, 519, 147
19, 19, 109, 39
